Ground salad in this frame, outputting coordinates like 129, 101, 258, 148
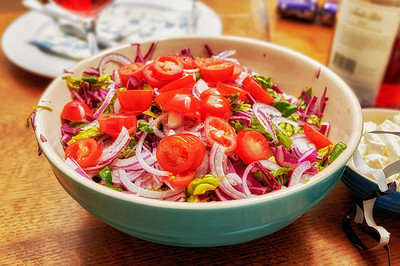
59, 42, 347, 202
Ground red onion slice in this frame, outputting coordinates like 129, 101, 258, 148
289, 161, 312, 187
98, 53, 132, 75
135, 132, 169, 177
119, 168, 185, 199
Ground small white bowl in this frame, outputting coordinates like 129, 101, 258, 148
342, 108, 400, 215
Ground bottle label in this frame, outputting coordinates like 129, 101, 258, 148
328, 0, 400, 107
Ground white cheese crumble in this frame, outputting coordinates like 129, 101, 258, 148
358, 113, 400, 187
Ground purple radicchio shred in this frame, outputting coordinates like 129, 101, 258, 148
180, 47, 194, 59
204, 44, 215, 57
37, 145, 43, 156
271, 84, 283, 94
315, 66, 321, 78
126, 76, 145, 90
40, 134, 47, 142
63, 69, 74, 74
274, 145, 299, 169
61, 123, 82, 135
246, 92, 257, 104
30, 112, 36, 131
132, 42, 158, 63
254, 162, 281, 192
71, 89, 85, 103
301, 90, 311, 104
320, 86, 328, 113
83, 67, 100, 77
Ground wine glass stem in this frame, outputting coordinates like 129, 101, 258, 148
83, 19, 98, 55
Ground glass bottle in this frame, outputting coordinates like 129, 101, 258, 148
327, 0, 400, 108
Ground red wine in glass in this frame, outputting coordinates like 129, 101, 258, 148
51, 0, 115, 55
52, 0, 114, 17
375, 36, 400, 109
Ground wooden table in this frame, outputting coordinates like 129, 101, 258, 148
1, 1, 399, 265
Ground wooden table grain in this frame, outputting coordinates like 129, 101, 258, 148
1, 1, 399, 265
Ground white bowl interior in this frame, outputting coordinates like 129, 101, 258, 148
35, 36, 363, 209
348, 108, 400, 185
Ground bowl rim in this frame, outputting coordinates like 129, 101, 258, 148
34, 35, 364, 210
346, 107, 400, 189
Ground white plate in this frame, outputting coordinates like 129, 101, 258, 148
2, 0, 221, 79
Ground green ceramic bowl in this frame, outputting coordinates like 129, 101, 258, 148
34, 36, 363, 247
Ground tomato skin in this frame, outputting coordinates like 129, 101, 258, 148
235, 129, 270, 165
204, 116, 237, 153
200, 88, 222, 100
194, 58, 234, 84
118, 62, 144, 87
143, 64, 171, 88
201, 95, 232, 120
163, 94, 201, 116
160, 74, 196, 93
117, 89, 153, 115
65, 138, 103, 168
153, 55, 184, 81
242, 76, 275, 104
177, 55, 196, 69
156, 134, 205, 174
98, 114, 137, 139
154, 87, 191, 108
61, 100, 93, 122
164, 169, 196, 187
180, 134, 206, 169
228, 63, 244, 81
304, 123, 333, 148
216, 82, 248, 101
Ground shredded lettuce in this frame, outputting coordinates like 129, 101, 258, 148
68, 126, 103, 144
187, 174, 220, 196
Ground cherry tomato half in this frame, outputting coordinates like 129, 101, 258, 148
143, 63, 171, 88
242, 76, 274, 105
156, 134, 205, 173
98, 114, 137, 139
177, 55, 196, 69
228, 63, 245, 81
162, 94, 201, 118
304, 123, 333, 148
154, 87, 191, 108
235, 129, 270, 165
194, 58, 234, 84
118, 62, 144, 87
117, 89, 153, 115
65, 138, 103, 168
216, 82, 248, 101
200, 88, 222, 100
201, 95, 232, 120
61, 100, 93, 122
164, 169, 196, 187
153, 55, 184, 81
204, 116, 237, 153
160, 74, 196, 93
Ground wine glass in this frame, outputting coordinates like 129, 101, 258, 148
50, 0, 115, 55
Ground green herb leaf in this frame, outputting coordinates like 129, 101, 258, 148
273, 100, 298, 117
98, 167, 124, 191
138, 121, 153, 133
329, 141, 347, 162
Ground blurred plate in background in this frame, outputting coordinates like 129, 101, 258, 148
2, 0, 221, 78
